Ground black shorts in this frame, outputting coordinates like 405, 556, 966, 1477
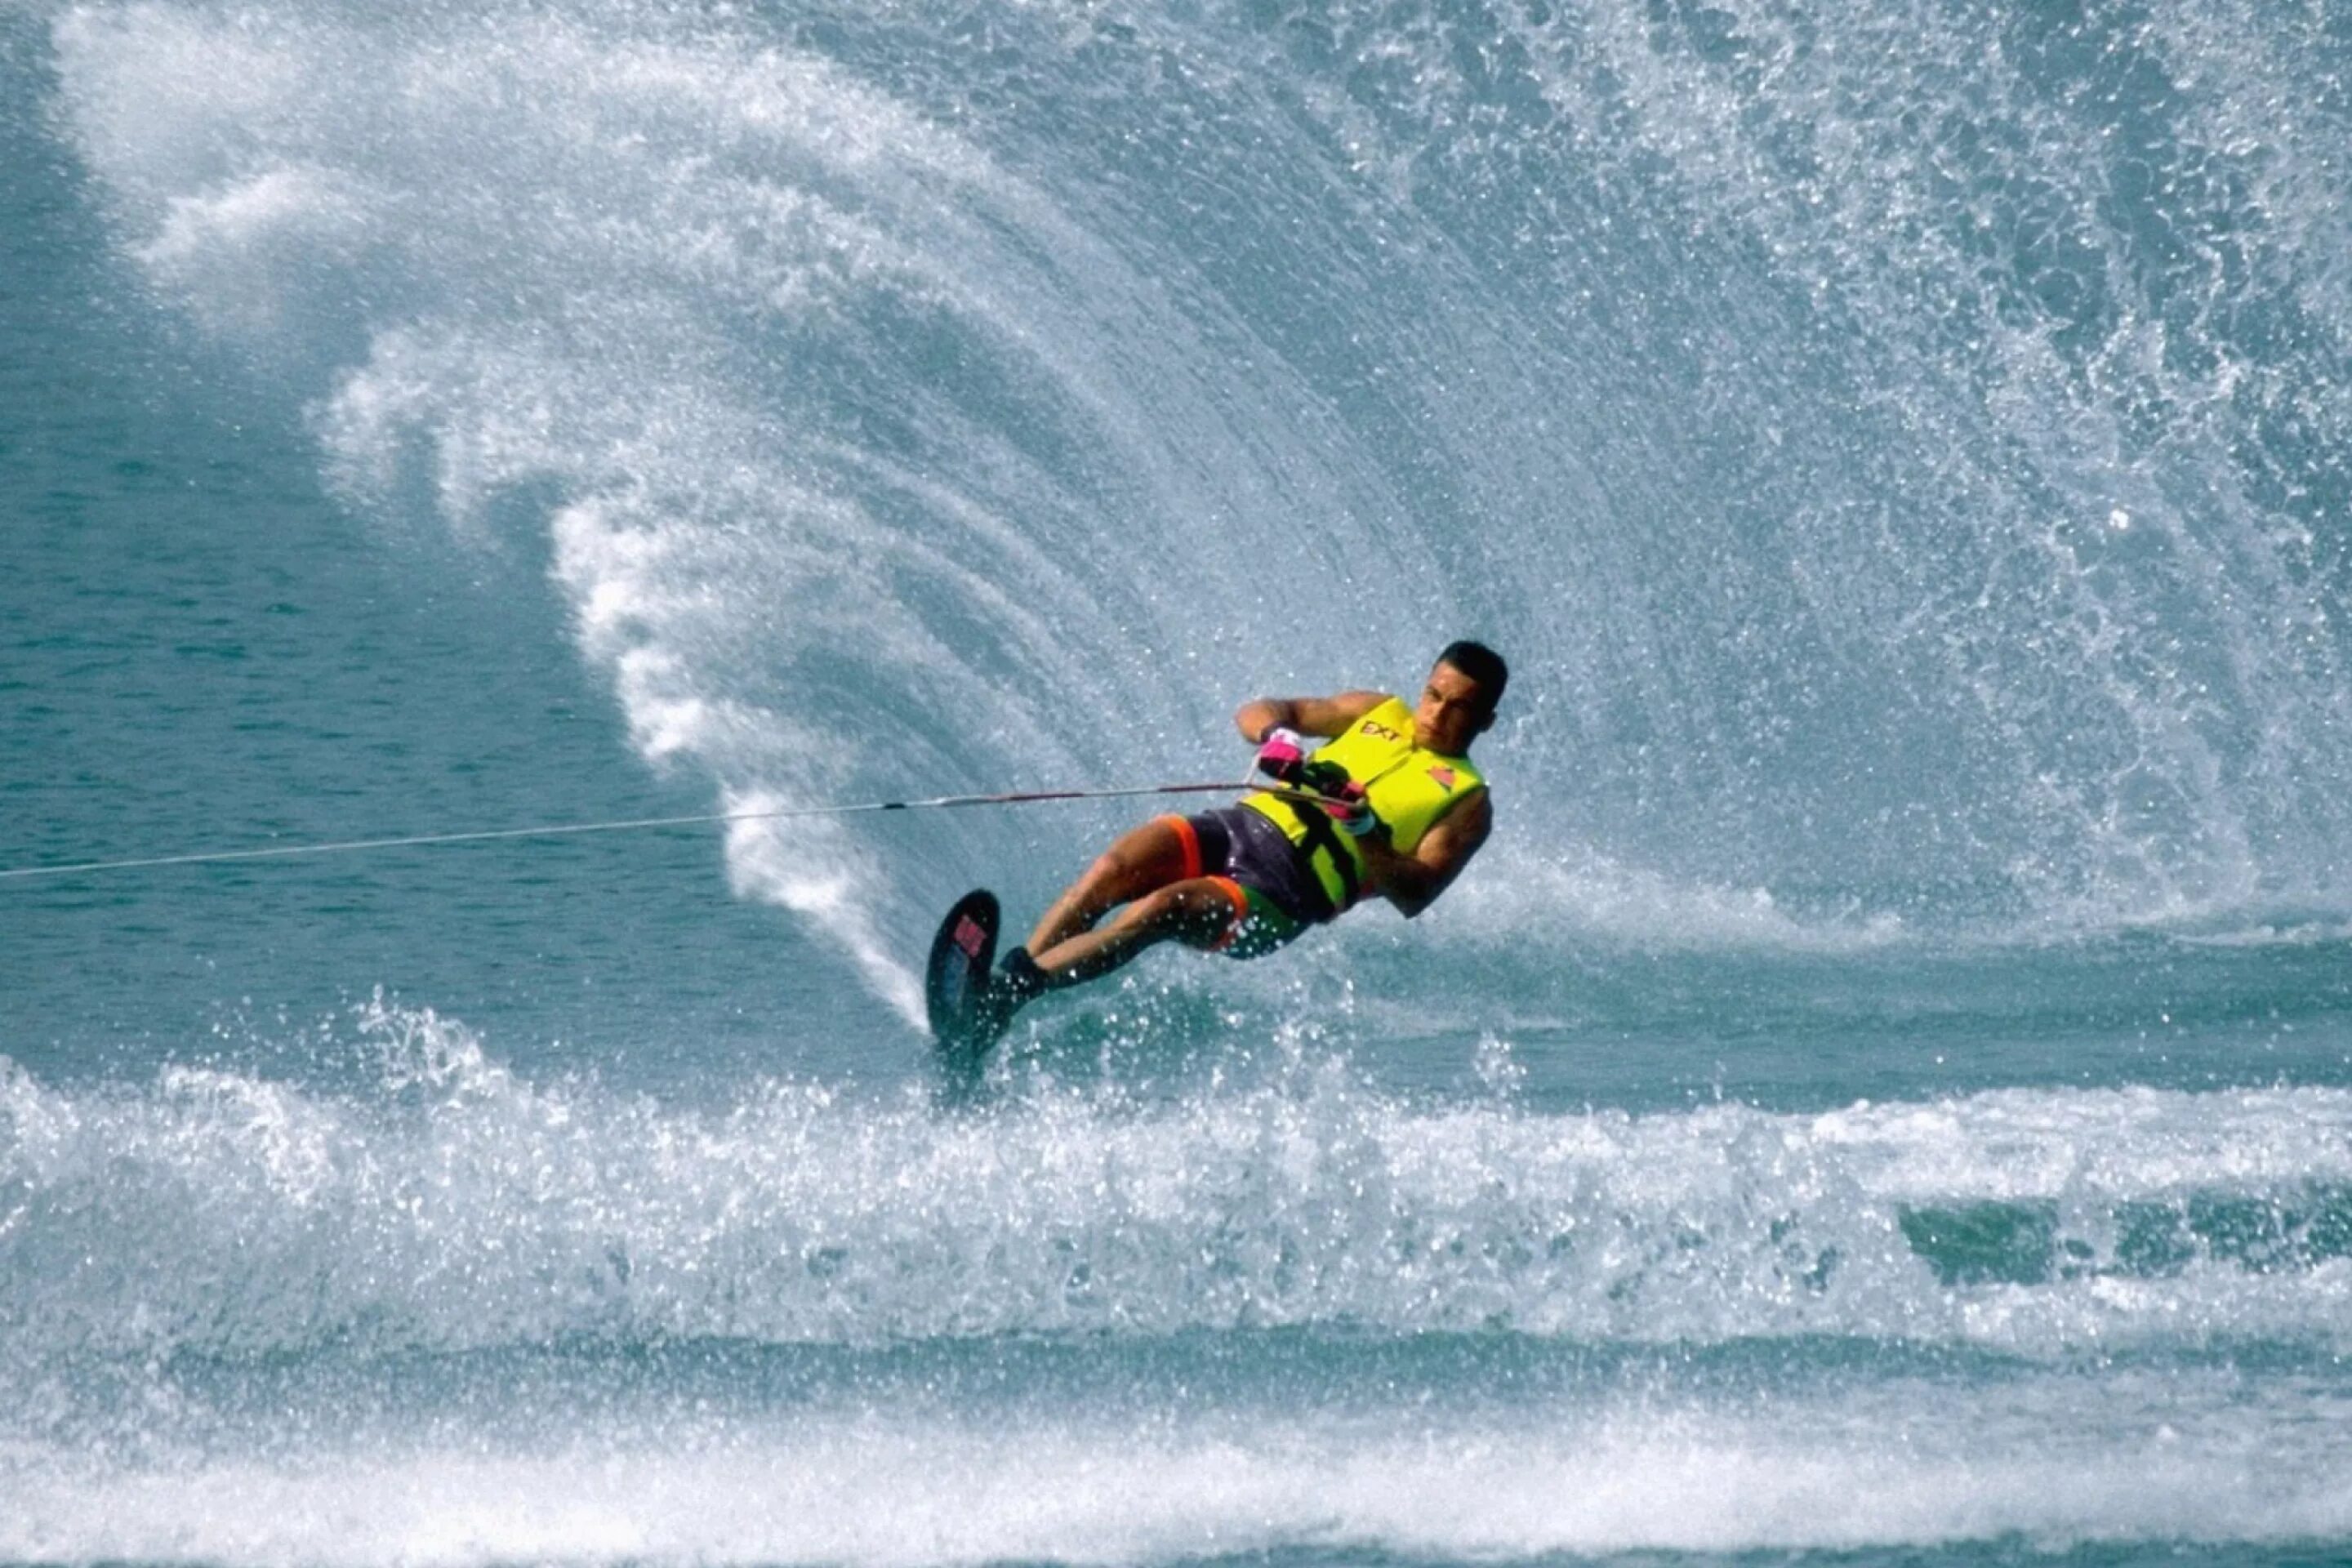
1164, 805, 1334, 927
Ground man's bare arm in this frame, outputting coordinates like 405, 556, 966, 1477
1234, 690, 1388, 744
1358, 788, 1491, 918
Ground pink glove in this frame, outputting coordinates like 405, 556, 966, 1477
1254, 726, 1312, 785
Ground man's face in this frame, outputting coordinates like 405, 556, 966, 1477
1413, 661, 1494, 755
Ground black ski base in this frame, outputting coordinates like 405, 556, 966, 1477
924, 888, 1004, 1061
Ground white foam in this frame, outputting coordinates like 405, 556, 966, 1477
6, 1379, 2351, 1566
6, 1007, 2352, 1361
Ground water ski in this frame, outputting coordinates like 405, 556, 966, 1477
924, 888, 1003, 1057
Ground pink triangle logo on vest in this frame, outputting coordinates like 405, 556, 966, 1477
1426, 764, 1457, 791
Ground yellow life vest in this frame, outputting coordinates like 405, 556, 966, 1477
1241, 696, 1486, 915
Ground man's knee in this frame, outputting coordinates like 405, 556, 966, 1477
1064, 848, 1143, 910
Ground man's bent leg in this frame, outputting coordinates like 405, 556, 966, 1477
1023, 815, 1202, 957
1029, 878, 1240, 987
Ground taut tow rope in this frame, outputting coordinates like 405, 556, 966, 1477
0, 780, 1267, 884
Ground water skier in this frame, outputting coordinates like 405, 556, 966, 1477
945, 641, 1503, 1040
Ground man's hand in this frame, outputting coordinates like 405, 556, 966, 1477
1253, 727, 1313, 786
1258, 739, 1379, 833
1313, 775, 1379, 837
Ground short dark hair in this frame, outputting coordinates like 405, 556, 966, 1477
1437, 639, 1508, 710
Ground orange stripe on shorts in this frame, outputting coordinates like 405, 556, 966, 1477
1161, 813, 1202, 881
1208, 875, 1250, 951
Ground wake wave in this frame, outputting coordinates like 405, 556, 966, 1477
5, 1003, 2350, 1362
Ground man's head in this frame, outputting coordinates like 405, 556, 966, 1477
1414, 639, 1508, 755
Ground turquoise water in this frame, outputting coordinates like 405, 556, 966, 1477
7, 1, 2352, 1563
